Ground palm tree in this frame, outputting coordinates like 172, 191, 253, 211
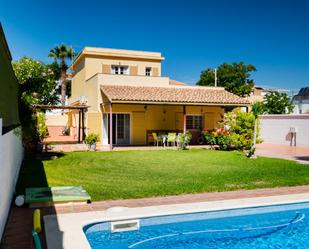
250, 101, 265, 157
48, 45, 76, 105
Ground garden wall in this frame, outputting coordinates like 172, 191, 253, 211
260, 114, 309, 146
0, 119, 24, 240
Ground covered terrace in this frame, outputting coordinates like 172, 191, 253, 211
100, 85, 250, 150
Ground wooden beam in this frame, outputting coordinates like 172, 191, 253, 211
33, 104, 89, 110
78, 110, 81, 143
109, 103, 113, 151
183, 105, 186, 134
81, 109, 85, 141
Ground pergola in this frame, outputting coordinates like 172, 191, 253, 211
33, 104, 89, 143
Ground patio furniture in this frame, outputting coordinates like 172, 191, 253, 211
176, 133, 182, 148
167, 133, 177, 146
158, 133, 169, 147
152, 132, 163, 146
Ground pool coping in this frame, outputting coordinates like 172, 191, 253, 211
44, 192, 309, 249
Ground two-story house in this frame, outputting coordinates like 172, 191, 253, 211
69, 47, 250, 149
292, 87, 309, 114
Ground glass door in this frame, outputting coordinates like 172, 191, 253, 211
103, 113, 130, 145
116, 114, 130, 145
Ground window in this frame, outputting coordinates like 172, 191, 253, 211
112, 66, 128, 75
186, 115, 203, 130
145, 67, 152, 76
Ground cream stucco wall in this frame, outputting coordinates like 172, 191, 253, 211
87, 73, 170, 87
87, 112, 103, 139
85, 56, 162, 80
70, 47, 226, 146
69, 47, 166, 111
45, 114, 68, 126
70, 58, 86, 104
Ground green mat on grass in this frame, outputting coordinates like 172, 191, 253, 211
25, 186, 91, 203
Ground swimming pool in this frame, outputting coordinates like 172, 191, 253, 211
84, 202, 309, 249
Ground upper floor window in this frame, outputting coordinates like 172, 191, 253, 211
186, 115, 203, 130
112, 66, 128, 75
145, 67, 152, 76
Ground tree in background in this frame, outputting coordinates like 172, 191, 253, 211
48, 45, 76, 105
196, 62, 256, 97
13, 57, 60, 105
264, 91, 294, 114
13, 57, 60, 151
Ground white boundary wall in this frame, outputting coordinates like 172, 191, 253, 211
0, 119, 24, 239
260, 114, 309, 146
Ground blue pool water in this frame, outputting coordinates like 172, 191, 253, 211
84, 202, 309, 248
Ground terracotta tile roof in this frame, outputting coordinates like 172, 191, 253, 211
101, 85, 250, 105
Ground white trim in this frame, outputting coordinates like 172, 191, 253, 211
102, 113, 108, 145
111, 65, 129, 75
44, 193, 309, 249
186, 114, 203, 130
145, 67, 152, 76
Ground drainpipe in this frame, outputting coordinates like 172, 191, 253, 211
109, 102, 113, 151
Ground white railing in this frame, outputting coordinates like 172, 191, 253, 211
87, 73, 170, 87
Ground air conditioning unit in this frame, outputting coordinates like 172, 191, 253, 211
79, 96, 87, 105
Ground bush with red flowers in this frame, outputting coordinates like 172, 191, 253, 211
203, 128, 232, 150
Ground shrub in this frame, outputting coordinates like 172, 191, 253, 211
36, 112, 49, 141
203, 128, 232, 150
203, 130, 216, 146
221, 108, 256, 150
216, 134, 232, 150
84, 133, 100, 145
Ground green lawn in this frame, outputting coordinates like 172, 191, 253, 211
17, 149, 309, 201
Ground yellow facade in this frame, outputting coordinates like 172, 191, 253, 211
69, 46, 239, 146
97, 104, 224, 145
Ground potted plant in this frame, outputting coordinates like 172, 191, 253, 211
84, 133, 100, 151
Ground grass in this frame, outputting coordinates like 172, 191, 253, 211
17, 149, 309, 201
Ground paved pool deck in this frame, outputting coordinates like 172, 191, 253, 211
45, 192, 309, 249
3, 185, 309, 249
256, 143, 309, 164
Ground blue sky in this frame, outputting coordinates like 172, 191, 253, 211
1, 0, 308, 92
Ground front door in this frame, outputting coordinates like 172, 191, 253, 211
103, 113, 130, 145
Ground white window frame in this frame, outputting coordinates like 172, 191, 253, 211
112, 65, 129, 75
145, 67, 152, 76
186, 115, 203, 130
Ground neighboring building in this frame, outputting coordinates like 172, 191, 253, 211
292, 87, 309, 114
69, 47, 250, 148
249, 86, 268, 103
249, 86, 290, 103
